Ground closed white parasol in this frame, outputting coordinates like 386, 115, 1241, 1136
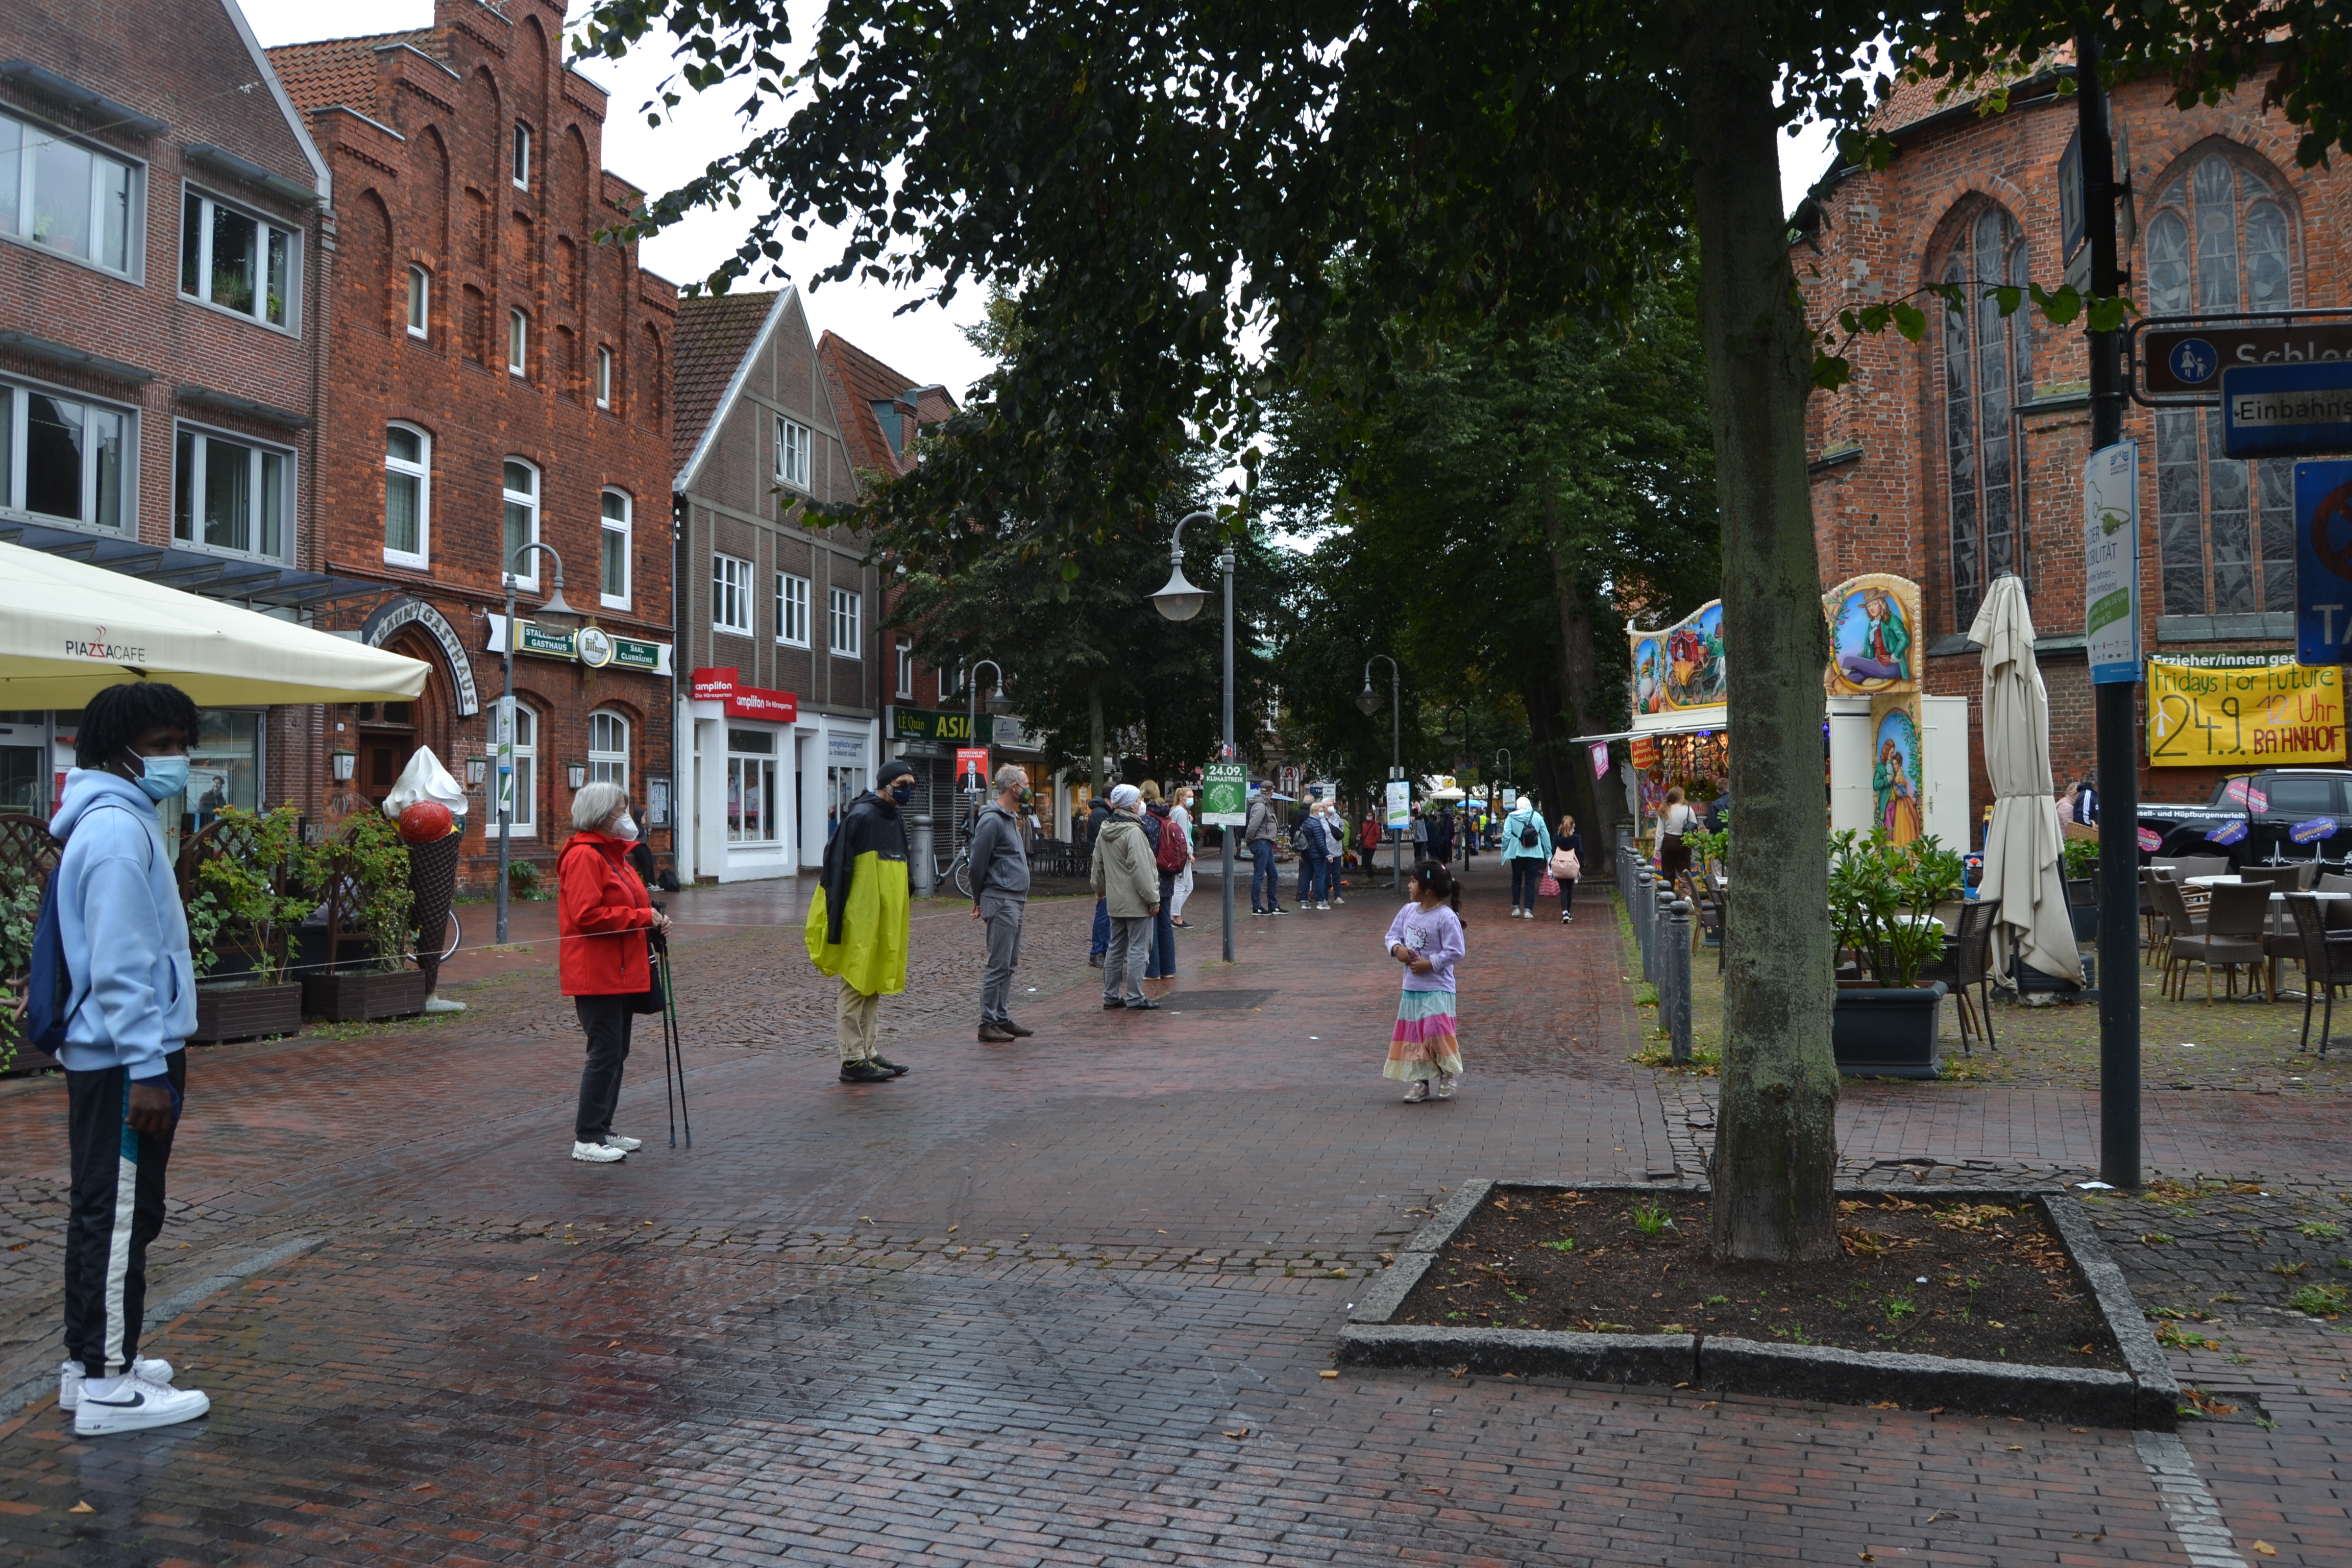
1969, 574, 2080, 985
0, 540, 427, 706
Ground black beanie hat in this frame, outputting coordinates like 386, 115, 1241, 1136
876, 757, 916, 787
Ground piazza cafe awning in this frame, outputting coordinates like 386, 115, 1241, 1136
0, 538, 428, 707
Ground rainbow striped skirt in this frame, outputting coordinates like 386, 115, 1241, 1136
1384, 987, 1462, 1081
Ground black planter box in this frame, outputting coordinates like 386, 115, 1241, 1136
191, 982, 303, 1043
1832, 983, 1945, 1079
300, 969, 431, 1023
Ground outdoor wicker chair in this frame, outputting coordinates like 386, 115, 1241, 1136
2285, 893, 2352, 1055
1947, 896, 2000, 1054
2170, 882, 2269, 1001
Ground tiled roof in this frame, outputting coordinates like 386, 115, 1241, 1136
815, 330, 958, 489
265, 30, 435, 118
671, 290, 781, 476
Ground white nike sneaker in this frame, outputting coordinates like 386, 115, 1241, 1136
572, 1140, 627, 1163
602, 1132, 643, 1152
72, 1370, 209, 1436
59, 1357, 173, 1411
423, 995, 467, 1014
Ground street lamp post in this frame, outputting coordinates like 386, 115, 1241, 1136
1358, 655, 1402, 889
1151, 509, 1237, 961
497, 541, 577, 945
964, 657, 1010, 846
1441, 704, 1470, 863
1491, 747, 1512, 845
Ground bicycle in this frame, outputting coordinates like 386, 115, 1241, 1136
406, 906, 462, 967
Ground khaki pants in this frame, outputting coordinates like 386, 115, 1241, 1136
837, 975, 881, 1062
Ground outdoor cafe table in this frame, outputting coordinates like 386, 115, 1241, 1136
2177, 879, 2352, 1000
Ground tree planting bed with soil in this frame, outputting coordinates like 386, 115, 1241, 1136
1390, 1186, 2124, 1369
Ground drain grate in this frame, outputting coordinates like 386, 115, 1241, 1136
1155, 989, 1275, 1012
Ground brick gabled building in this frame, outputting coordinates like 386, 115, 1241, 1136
1797, 62, 2352, 821
0, 0, 345, 833
268, 0, 679, 888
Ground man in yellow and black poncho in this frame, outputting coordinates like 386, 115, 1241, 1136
806, 757, 915, 1084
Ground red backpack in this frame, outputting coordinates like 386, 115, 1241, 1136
1153, 811, 1189, 873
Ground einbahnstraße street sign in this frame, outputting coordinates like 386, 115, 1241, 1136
2221, 361, 2352, 460
2145, 321, 2352, 397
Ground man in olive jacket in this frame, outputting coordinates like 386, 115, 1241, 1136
1089, 784, 1161, 1010
969, 764, 1034, 1043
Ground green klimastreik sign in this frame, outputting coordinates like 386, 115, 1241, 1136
1200, 761, 1246, 827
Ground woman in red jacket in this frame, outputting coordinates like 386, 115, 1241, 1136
557, 781, 670, 1163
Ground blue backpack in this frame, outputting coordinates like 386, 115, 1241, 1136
21, 803, 146, 1059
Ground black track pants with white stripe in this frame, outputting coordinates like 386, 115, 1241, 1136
63, 1051, 183, 1380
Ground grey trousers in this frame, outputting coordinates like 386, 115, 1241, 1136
1102, 915, 1150, 1004
979, 893, 1025, 1024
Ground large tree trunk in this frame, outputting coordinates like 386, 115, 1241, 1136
1681, 5, 1839, 1263
1553, 548, 1619, 846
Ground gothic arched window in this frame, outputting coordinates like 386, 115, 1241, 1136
2147, 149, 2299, 617
1940, 207, 2034, 628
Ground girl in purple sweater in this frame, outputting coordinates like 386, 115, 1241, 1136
1384, 861, 1466, 1101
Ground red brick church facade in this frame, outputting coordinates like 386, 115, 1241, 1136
1798, 63, 2352, 825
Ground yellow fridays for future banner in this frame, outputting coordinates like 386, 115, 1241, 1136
2146, 653, 2348, 767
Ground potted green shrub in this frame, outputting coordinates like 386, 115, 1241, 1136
1827, 828, 1964, 1079
2059, 837, 2100, 944
185, 805, 311, 1044
0, 856, 43, 1075
301, 813, 431, 1022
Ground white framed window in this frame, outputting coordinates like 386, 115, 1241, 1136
829, 586, 862, 658
511, 121, 531, 190
499, 699, 538, 837
594, 345, 612, 408
0, 111, 140, 277
0, 377, 131, 530
588, 710, 628, 791
406, 265, 429, 337
940, 656, 962, 704
896, 638, 914, 699
507, 308, 528, 377
501, 458, 539, 587
775, 415, 811, 491
726, 726, 778, 843
173, 425, 288, 559
179, 187, 295, 329
599, 488, 630, 607
713, 552, 753, 635
383, 423, 429, 567
775, 571, 810, 647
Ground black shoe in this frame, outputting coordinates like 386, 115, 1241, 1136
1088, 953, 1105, 968
1269, 906, 1288, 916
840, 1060, 894, 1083
1104, 998, 1127, 1010
1126, 999, 1161, 1011
978, 1024, 1015, 1043
999, 1019, 1035, 1038
872, 1055, 911, 1076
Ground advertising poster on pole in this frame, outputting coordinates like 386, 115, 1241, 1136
1384, 778, 1410, 830
2082, 441, 2141, 684
2146, 652, 2347, 766
955, 747, 989, 788
1200, 762, 1247, 827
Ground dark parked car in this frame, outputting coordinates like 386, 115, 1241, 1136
2138, 768, 2352, 868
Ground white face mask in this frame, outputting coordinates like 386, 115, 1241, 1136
612, 814, 639, 841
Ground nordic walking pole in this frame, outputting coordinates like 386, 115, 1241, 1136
663, 946, 691, 1147
657, 947, 677, 1149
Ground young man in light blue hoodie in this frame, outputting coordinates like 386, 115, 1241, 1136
48, 682, 211, 1436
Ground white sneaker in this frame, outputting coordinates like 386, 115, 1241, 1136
572, 1140, 627, 1163
602, 1132, 643, 1152
1435, 1074, 1459, 1099
59, 1357, 172, 1411
423, 995, 467, 1014
1402, 1081, 1431, 1103
1317, 901, 1331, 911
72, 1370, 209, 1436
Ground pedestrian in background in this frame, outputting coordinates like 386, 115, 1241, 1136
808, 758, 917, 1084
1655, 786, 1697, 881
47, 681, 210, 1436
558, 780, 671, 1161
1384, 860, 1466, 1102
1551, 813, 1584, 924
971, 764, 1035, 1043
1168, 785, 1198, 927
1501, 792, 1552, 918
1296, 796, 1334, 910
1091, 785, 1161, 1010
1140, 781, 1179, 979
1086, 788, 1114, 965
1245, 782, 1284, 915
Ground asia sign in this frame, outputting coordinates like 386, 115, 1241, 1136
888, 705, 978, 745
2146, 652, 2348, 768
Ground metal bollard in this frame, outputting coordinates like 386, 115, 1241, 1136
1667, 898, 1693, 1064
1635, 868, 1656, 980
1657, 883, 1677, 990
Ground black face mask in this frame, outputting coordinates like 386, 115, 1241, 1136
890, 781, 914, 805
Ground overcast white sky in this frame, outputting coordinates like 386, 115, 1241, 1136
239, 2, 1844, 400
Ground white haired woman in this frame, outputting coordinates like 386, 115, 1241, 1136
556, 779, 671, 1163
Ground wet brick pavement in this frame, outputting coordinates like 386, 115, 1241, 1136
0, 863, 2346, 1564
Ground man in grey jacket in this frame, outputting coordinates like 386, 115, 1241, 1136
1090, 785, 1162, 1009
971, 764, 1035, 1042
1243, 783, 1285, 916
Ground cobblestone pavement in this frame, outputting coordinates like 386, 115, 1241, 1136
0, 864, 2346, 1564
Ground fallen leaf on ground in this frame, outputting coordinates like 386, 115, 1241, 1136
1867, 1401, 1899, 1410
2252, 1543, 2276, 1556
2005, 1446, 2024, 1452
1422, 1487, 1444, 1494
1222, 1429, 1249, 1439
523, 1276, 538, 1282
1319, 1370, 1338, 1379
607, 1340, 621, 1348
1859, 1553, 1875, 1563
412, 1482, 434, 1492
68, 1503, 93, 1515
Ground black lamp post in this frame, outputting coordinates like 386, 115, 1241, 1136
1358, 654, 1402, 889
1152, 509, 1237, 961
497, 540, 575, 945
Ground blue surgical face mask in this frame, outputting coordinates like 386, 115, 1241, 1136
131, 753, 190, 803
891, 781, 914, 805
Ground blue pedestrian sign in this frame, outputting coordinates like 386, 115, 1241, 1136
2223, 363, 2352, 459
2294, 459, 2352, 665
2168, 337, 2220, 387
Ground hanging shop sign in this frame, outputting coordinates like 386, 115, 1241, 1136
1821, 574, 1922, 697
686, 667, 798, 723
888, 704, 978, 745
487, 617, 671, 675
2146, 652, 2347, 767
1628, 600, 1725, 724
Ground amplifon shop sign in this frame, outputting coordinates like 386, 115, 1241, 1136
689, 667, 798, 723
